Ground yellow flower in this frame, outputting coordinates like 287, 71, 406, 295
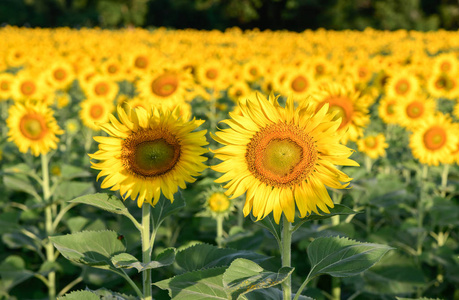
211, 92, 358, 224
6, 101, 63, 156
385, 69, 420, 99
90, 106, 208, 207
378, 97, 399, 125
281, 67, 316, 101
0, 73, 14, 101
79, 98, 114, 131
409, 113, 458, 166
357, 134, 389, 159
394, 94, 436, 130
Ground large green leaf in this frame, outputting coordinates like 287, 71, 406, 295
58, 290, 99, 300
111, 247, 176, 272
241, 287, 313, 300
0, 256, 34, 291
307, 236, 393, 279
3, 175, 41, 202
223, 258, 294, 300
151, 193, 186, 229
154, 267, 227, 300
0, 211, 21, 234
59, 164, 92, 180
175, 243, 270, 273
50, 230, 126, 274
54, 181, 94, 201
69, 194, 135, 225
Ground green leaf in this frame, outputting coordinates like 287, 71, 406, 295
151, 193, 186, 229
111, 247, 176, 272
396, 298, 442, 300
242, 287, 313, 300
307, 236, 393, 279
58, 290, 99, 300
50, 230, 126, 274
3, 175, 41, 201
175, 243, 270, 273
0, 211, 21, 234
0, 256, 34, 291
292, 204, 359, 232
154, 267, 227, 300
54, 181, 94, 201
2, 231, 42, 253
87, 287, 138, 299
60, 164, 92, 180
69, 193, 131, 217
223, 258, 294, 300
66, 216, 90, 233
251, 214, 281, 245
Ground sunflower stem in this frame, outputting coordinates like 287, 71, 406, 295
330, 192, 341, 300
364, 155, 372, 173
141, 204, 152, 300
440, 164, 450, 198
281, 216, 292, 300
417, 165, 428, 256
42, 154, 56, 300
216, 215, 224, 247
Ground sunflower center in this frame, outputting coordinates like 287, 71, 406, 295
90, 104, 104, 119
364, 136, 377, 149
19, 114, 47, 140
249, 67, 258, 76
246, 123, 317, 187
135, 56, 148, 69
95, 83, 109, 96
423, 126, 447, 151
406, 102, 424, 118
122, 130, 181, 178
108, 65, 118, 74
440, 62, 451, 73
206, 69, 218, 80
386, 101, 396, 115
21, 81, 36, 96
316, 64, 325, 75
53, 69, 67, 81
208, 192, 230, 213
0, 81, 9, 91
395, 79, 410, 95
291, 75, 308, 92
320, 96, 354, 129
151, 74, 178, 97
358, 67, 368, 78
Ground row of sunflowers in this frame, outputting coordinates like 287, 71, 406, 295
0, 26, 458, 300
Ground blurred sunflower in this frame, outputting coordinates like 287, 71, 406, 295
6, 101, 63, 156
310, 82, 370, 144
227, 81, 252, 103
212, 92, 358, 224
395, 94, 436, 130
199, 186, 235, 219
46, 60, 75, 90
409, 113, 458, 166
427, 72, 459, 99
378, 97, 399, 125
433, 53, 458, 75
11, 71, 48, 102
0, 72, 14, 101
385, 70, 419, 99
281, 67, 315, 101
79, 98, 114, 131
84, 75, 119, 101
90, 106, 208, 207
357, 134, 389, 159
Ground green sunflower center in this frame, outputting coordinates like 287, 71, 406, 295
263, 139, 303, 177
19, 114, 47, 140
123, 131, 181, 178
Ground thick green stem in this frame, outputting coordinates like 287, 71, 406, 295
364, 156, 372, 173
42, 154, 56, 300
281, 216, 292, 300
331, 277, 341, 300
440, 164, 450, 198
216, 215, 224, 247
141, 204, 152, 300
417, 165, 428, 256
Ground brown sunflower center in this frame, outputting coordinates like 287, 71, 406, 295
423, 126, 447, 151
122, 129, 181, 178
53, 69, 67, 81
246, 123, 317, 187
94, 82, 109, 96
205, 68, 218, 80
134, 56, 148, 69
21, 81, 36, 96
19, 113, 47, 140
440, 62, 451, 73
395, 79, 410, 95
358, 67, 368, 79
316, 64, 325, 75
108, 64, 118, 74
291, 75, 308, 92
406, 102, 424, 119
90, 104, 104, 119
364, 136, 378, 149
208, 192, 230, 213
320, 96, 354, 129
151, 74, 179, 97
249, 67, 258, 76
0, 80, 9, 91
386, 101, 396, 115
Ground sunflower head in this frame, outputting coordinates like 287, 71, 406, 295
212, 92, 359, 224
199, 186, 235, 219
90, 105, 209, 207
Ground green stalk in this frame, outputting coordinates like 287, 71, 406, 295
440, 164, 450, 198
417, 165, 428, 256
42, 154, 56, 300
216, 215, 224, 248
364, 156, 372, 173
141, 204, 152, 300
281, 216, 292, 300
330, 192, 341, 300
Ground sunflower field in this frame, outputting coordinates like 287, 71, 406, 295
0, 26, 458, 300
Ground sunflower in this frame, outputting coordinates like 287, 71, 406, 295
378, 96, 399, 125
385, 70, 419, 99
357, 134, 389, 159
395, 94, 436, 130
211, 92, 358, 224
46, 60, 75, 90
281, 67, 316, 101
100, 58, 126, 82
83, 75, 119, 101
6, 101, 63, 156
11, 71, 48, 102
0, 72, 14, 101
79, 98, 114, 131
199, 186, 235, 219
409, 113, 458, 166
427, 71, 459, 99
227, 81, 252, 103
433, 53, 458, 75
89, 105, 208, 207
309, 82, 370, 144
195, 59, 228, 91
